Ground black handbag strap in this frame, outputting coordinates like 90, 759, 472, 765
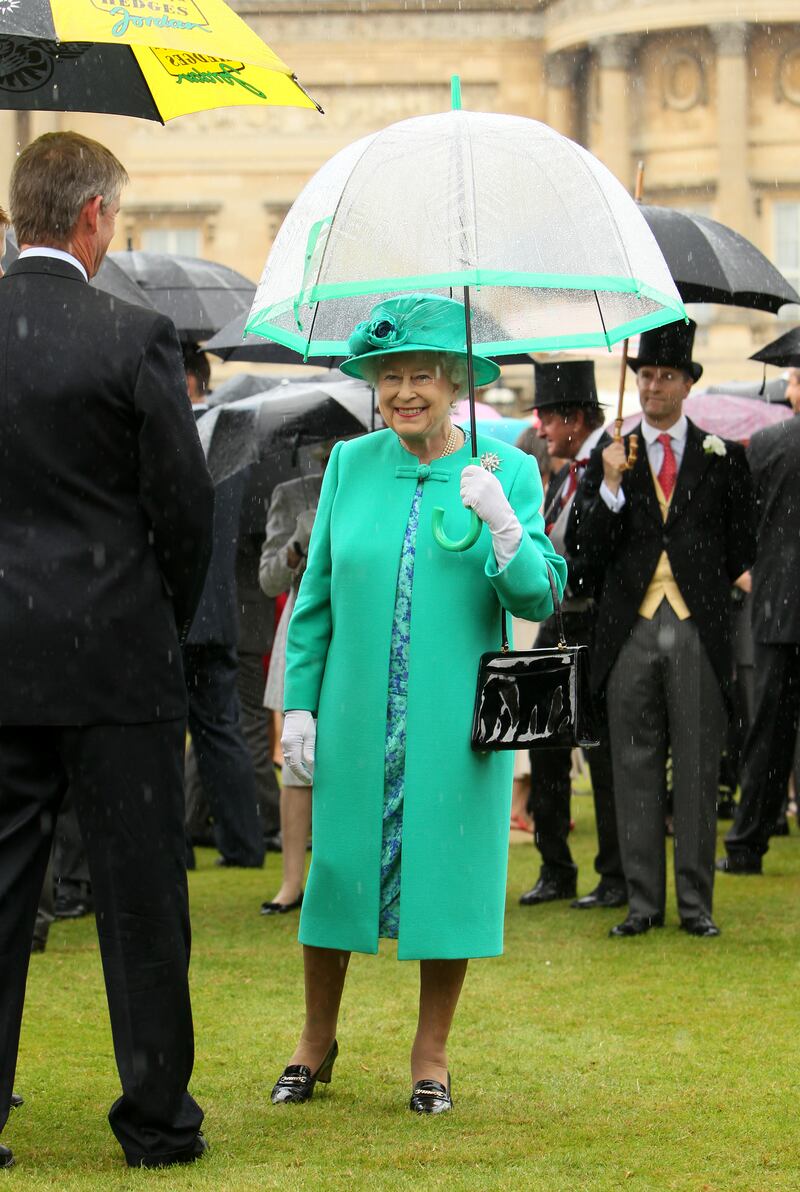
501, 561, 566, 652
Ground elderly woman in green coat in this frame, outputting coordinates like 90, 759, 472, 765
271, 294, 566, 1114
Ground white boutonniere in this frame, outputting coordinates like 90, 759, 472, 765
703, 434, 727, 457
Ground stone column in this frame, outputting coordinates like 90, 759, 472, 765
593, 35, 637, 190
712, 22, 750, 235
544, 52, 579, 140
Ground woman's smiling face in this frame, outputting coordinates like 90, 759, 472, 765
376, 351, 459, 443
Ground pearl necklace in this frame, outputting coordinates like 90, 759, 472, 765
398, 421, 463, 462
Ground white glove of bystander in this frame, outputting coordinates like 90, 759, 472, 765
281, 710, 316, 785
460, 465, 522, 569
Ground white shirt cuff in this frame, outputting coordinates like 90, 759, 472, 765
599, 481, 626, 513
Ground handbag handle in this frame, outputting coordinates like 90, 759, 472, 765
501, 561, 566, 652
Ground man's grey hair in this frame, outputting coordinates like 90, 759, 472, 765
359, 351, 470, 398
10, 131, 128, 247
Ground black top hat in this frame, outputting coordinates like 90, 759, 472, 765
531, 360, 600, 411
628, 319, 703, 382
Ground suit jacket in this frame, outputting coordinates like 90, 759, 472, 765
566, 418, 756, 698
185, 471, 245, 648
747, 415, 800, 644
542, 429, 611, 599
0, 256, 214, 724
235, 462, 276, 656
258, 473, 323, 599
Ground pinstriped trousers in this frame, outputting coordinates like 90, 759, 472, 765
606, 602, 725, 922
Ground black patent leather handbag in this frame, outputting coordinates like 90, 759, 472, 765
471, 565, 600, 752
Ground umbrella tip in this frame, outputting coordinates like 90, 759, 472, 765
759, 364, 766, 396
450, 75, 462, 111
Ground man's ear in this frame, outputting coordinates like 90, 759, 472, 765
79, 194, 103, 235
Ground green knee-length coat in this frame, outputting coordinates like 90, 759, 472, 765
284, 429, 566, 960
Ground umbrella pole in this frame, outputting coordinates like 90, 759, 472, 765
430, 286, 482, 552
612, 159, 645, 470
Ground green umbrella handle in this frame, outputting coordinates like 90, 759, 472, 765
432, 456, 482, 552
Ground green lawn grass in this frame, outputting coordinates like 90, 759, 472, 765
8, 795, 800, 1191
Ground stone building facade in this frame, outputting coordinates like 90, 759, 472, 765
0, 1, 798, 392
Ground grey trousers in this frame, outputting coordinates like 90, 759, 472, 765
607, 603, 725, 921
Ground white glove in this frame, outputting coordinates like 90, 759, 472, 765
460, 465, 522, 568
281, 710, 316, 785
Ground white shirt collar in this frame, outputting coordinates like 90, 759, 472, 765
641, 413, 688, 446
17, 247, 88, 283
577, 425, 606, 461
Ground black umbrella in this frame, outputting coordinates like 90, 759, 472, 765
750, 326, 800, 369
205, 312, 345, 365
197, 378, 378, 485
639, 205, 800, 312
92, 252, 255, 343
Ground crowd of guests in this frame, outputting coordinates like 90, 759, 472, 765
2, 128, 799, 1168
515, 332, 800, 939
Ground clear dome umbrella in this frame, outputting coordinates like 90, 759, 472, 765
246, 77, 686, 550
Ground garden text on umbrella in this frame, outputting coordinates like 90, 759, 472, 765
246, 76, 685, 551
0, 0, 320, 123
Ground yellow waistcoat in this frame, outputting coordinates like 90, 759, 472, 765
638, 469, 691, 620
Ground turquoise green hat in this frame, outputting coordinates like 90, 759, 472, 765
339, 294, 501, 387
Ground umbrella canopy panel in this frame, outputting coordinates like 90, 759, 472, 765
615, 391, 792, 442
205, 311, 346, 365
639, 206, 800, 313
103, 251, 255, 342
247, 109, 685, 357
198, 379, 377, 484
751, 326, 800, 369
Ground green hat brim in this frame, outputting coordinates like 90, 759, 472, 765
339, 343, 501, 388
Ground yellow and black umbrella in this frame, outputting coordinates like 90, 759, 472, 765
0, 0, 320, 122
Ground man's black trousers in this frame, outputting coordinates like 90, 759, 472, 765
725, 641, 800, 863
0, 721, 203, 1163
528, 610, 624, 891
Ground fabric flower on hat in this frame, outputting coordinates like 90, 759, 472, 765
702, 434, 727, 457
348, 312, 409, 356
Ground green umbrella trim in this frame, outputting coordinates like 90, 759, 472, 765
245, 302, 685, 358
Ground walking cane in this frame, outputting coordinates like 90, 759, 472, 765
612, 160, 646, 470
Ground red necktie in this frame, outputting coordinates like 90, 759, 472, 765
560, 457, 590, 508
657, 433, 677, 500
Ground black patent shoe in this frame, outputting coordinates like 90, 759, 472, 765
519, 876, 577, 906
271, 1040, 338, 1104
571, 884, 627, 910
609, 913, 664, 937
128, 1133, 208, 1169
680, 915, 720, 938
260, 893, 303, 916
410, 1073, 452, 1115
0, 1143, 13, 1169
10, 1092, 22, 1109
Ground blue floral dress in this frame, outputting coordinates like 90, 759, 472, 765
379, 481, 424, 938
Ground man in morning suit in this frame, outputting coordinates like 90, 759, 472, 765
0, 132, 214, 1169
519, 361, 626, 911
567, 321, 755, 938
717, 367, 800, 874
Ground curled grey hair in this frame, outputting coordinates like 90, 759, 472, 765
10, 131, 128, 247
360, 351, 470, 399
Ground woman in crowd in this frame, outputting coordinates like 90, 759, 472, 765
257, 461, 326, 915
271, 294, 565, 1113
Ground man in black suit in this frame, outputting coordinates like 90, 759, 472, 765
519, 362, 625, 911
717, 368, 800, 874
0, 132, 214, 1169
568, 321, 755, 938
